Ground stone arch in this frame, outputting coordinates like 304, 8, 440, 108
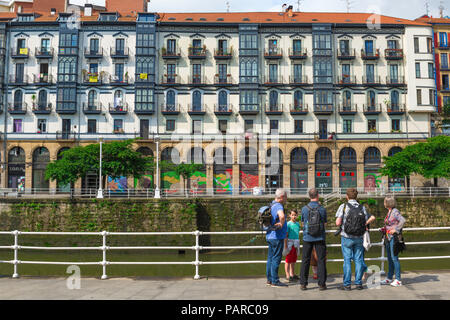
290, 147, 308, 193
339, 147, 357, 189
213, 147, 233, 194
32, 146, 50, 191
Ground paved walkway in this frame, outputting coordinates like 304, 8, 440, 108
0, 271, 449, 300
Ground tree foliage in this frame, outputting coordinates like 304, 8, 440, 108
45, 139, 155, 185
379, 136, 450, 181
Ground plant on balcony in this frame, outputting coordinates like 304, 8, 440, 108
161, 47, 167, 55
391, 129, 402, 133
368, 128, 377, 133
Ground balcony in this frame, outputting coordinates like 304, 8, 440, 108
134, 104, 154, 115
161, 104, 180, 115
214, 48, 233, 60
288, 48, 307, 60
109, 103, 128, 115
56, 131, 76, 141
8, 103, 27, 114
263, 75, 284, 86
109, 74, 130, 86
83, 73, 105, 85
32, 102, 52, 114
161, 47, 181, 59
289, 75, 309, 85
336, 75, 357, 86
188, 104, 206, 115
35, 47, 54, 59
188, 47, 207, 59
189, 75, 208, 86
33, 74, 54, 85
56, 103, 77, 114
314, 104, 333, 115
11, 47, 30, 59
110, 47, 129, 59
214, 74, 233, 86
82, 102, 102, 114
290, 104, 308, 115
437, 42, 449, 50
387, 104, 406, 115
363, 104, 382, 115
239, 105, 259, 115
264, 48, 282, 59
338, 104, 357, 115
84, 47, 103, 59
8, 74, 29, 85
337, 49, 356, 60
314, 132, 336, 141
362, 76, 382, 86
385, 48, 404, 60
214, 104, 233, 116
361, 49, 380, 60
265, 104, 283, 115
161, 74, 181, 85
386, 76, 406, 86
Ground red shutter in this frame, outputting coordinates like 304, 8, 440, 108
435, 53, 441, 91
437, 96, 442, 113
434, 32, 439, 47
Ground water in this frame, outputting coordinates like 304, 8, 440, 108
0, 230, 449, 278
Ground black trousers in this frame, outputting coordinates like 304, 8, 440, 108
300, 240, 327, 287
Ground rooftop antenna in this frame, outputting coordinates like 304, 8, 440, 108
296, 0, 303, 11
439, 1, 445, 18
226, 1, 230, 12
425, 0, 430, 16
341, 0, 353, 13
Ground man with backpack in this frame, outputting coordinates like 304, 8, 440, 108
265, 188, 288, 287
299, 188, 328, 291
335, 188, 375, 290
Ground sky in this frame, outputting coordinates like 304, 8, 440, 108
69, 0, 449, 21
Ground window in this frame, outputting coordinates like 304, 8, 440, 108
218, 91, 228, 109
192, 120, 202, 134
58, 33, 78, 54
427, 38, 432, 52
293, 91, 303, 108
244, 119, 253, 133
166, 90, 175, 108
13, 90, 23, 108
339, 39, 350, 55
37, 119, 47, 133
443, 96, 450, 106
218, 39, 228, 54
219, 120, 227, 134
41, 39, 50, 53
365, 64, 375, 83
414, 37, 419, 53
313, 34, 331, 49
167, 39, 176, 54
441, 54, 449, 69
294, 120, 303, 133
192, 64, 201, 83
343, 91, 352, 108
57, 88, 76, 110
415, 63, 421, 78
57, 56, 77, 82
136, 57, 154, 80
240, 34, 257, 49
270, 120, 278, 133
392, 119, 400, 131
429, 89, 435, 106
136, 33, 155, 55
368, 119, 377, 132
389, 64, 399, 82
439, 32, 448, 47
417, 89, 422, 105
428, 63, 434, 79
315, 90, 333, 106
293, 64, 302, 82
135, 88, 154, 111
192, 39, 202, 55
343, 119, 352, 133
218, 64, 227, 83
113, 119, 123, 133
314, 60, 332, 83
443, 75, 449, 90
166, 119, 175, 132
15, 63, 24, 82
293, 39, 302, 54
368, 91, 376, 107
268, 64, 278, 83
13, 119, 22, 133
99, 13, 117, 21
89, 63, 98, 74
364, 40, 374, 55
192, 90, 202, 111
88, 90, 97, 107
167, 64, 176, 83
38, 90, 47, 109
240, 90, 258, 111
114, 63, 124, 82
89, 38, 99, 53
87, 119, 96, 133
17, 38, 25, 49
115, 38, 125, 54
341, 64, 350, 83
240, 58, 258, 78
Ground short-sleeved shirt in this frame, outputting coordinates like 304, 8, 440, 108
287, 221, 300, 240
266, 200, 287, 240
335, 200, 371, 239
301, 201, 327, 242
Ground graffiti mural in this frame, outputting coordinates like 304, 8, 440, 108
189, 171, 207, 194
162, 171, 181, 194
107, 176, 128, 193
214, 168, 233, 194
364, 172, 382, 192
134, 174, 153, 189
240, 170, 259, 194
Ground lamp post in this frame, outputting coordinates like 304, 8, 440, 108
154, 134, 161, 199
97, 137, 104, 199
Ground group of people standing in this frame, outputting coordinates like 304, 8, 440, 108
266, 188, 406, 290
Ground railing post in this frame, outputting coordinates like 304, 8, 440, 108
194, 230, 200, 280
429, 187, 432, 197
101, 231, 108, 280
380, 238, 385, 275
12, 230, 19, 278
412, 187, 415, 198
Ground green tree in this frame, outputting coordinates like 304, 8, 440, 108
45, 139, 155, 188
379, 136, 450, 187
167, 162, 204, 198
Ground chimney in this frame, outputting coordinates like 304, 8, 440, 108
287, 5, 293, 17
50, 8, 56, 15
84, 4, 92, 17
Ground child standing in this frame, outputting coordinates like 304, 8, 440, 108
284, 209, 301, 282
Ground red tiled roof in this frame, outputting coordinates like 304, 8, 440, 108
415, 15, 450, 24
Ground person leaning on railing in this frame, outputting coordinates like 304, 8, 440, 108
380, 196, 406, 287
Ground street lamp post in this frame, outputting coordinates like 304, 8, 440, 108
154, 134, 161, 199
97, 137, 104, 199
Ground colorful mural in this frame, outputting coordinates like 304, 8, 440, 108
239, 170, 259, 194
389, 177, 405, 192
134, 174, 153, 189
213, 168, 233, 194
162, 171, 181, 194
364, 172, 382, 192
189, 170, 207, 194
107, 176, 128, 193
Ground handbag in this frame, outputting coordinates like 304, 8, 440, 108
363, 230, 371, 251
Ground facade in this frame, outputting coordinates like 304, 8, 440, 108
0, 9, 438, 195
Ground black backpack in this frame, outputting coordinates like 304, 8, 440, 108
343, 203, 367, 236
258, 203, 275, 231
306, 204, 323, 237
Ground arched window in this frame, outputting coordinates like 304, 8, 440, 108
239, 147, 259, 194
339, 147, 357, 188
192, 90, 201, 111
364, 147, 381, 164
137, 147, 153, 157
269, 91, 278, 109
290, 147, 308, 193
291, 147, 308, 164
391, 91, 399, 108
340, 147, 356, 164
368, 91, 376, 107
388, 147, 402, 157
114, 90, 124, 108
88, 90, 97, 108
343, 91, 351, 108
294, 90, 303, 108
167, 90, 175, 108
315, 147, 332, 164
32, 147, 50, 190
13, 90, 23, 109
218, 91, 228, 109
38, 90, 47, 110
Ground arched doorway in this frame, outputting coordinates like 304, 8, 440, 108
239, 147, 258, 194
387, 147, 405, 192
161, 147, 181, 194
364, 147, 382, 193
213, 147, 233, 194
32, 147, 50, 192
290, 147, 308, 194
187, 147, 206, 194
339, 147, 357, 189
265, 147, 283, 193
135, 147, 154, 189
315, 147, 332, 192
57, 147, 71, 192
8, 147, 25, 191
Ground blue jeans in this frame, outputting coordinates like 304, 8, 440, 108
266, 239, 284, 284
386, 237, 401, 281
341, 237, 365, 286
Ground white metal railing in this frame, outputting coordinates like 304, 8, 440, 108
0, 227, 449, 279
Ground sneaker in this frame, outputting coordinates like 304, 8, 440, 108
390, 280, 402, 287
266, 280, 272, 286
271, 281, 288, 288
380, 279, 393, 285
338, 285, 351, 291
355, 284, 364, 290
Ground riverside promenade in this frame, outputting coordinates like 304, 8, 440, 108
0, 271, 449, 300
